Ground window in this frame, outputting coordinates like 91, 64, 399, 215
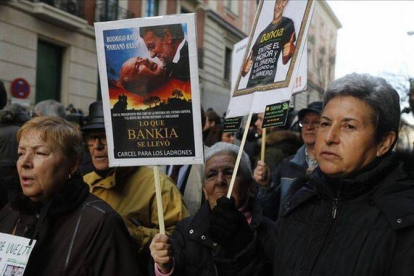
99, 0, 119, 21
224, 47, 232, 81
36, 40, 63, 102
226, 0, 238, 16
146, 0, 159, 17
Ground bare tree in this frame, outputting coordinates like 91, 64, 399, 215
172, 89, 184, 99
152, 96, 161, 106
143, 97, 153, 108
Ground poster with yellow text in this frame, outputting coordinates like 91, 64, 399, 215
95, 14, 203, 166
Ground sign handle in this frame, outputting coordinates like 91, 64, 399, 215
153, 165, 165, 234
227, 113, 253, 198
261, 128, 266, 162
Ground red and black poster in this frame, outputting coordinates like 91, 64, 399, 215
95, 14, 203, 166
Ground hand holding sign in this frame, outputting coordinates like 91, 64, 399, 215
150, 233, 173, 274
282, 32, 296, 64
242, 52, 253, 77
253, 160, 271, 187
209, 197, 253, 257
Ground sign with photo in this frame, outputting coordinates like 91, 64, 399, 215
0, 233, 36, 276
227, 0, 315, 118
231, 37, 307, 98
95, 14, 204, 166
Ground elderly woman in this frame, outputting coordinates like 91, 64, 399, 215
150, 142, 276, 275
272, 73, 414, 275
0, 117, 140, 276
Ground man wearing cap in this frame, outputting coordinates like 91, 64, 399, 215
82, 101, 189, 275
254, 101, 323, 221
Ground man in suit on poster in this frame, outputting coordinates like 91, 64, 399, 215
140, 24, 190, 81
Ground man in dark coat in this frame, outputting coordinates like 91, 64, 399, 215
272, 73, 414, 275
0, 104, 30, 203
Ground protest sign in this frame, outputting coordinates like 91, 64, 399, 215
95, 14, 204, 167
226, 0, 315, 198
262, 100, 290, 128
0, 233, 35, 276
227, 0, 315, 118
231, 37, 307, 98
222, 117, 243, 133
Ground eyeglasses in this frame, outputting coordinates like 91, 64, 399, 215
85, 134, 107, 146
299, 120, 320, 128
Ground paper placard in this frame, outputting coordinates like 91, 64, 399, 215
94, 14, 204, 166
0, 233, 36, 276
227, 0, 315, 118
222, 117, 243, 133
262, 101, 290, 128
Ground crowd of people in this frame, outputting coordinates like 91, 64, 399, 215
0, 73, 414, 275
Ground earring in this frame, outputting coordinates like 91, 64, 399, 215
68, 174, 72, 179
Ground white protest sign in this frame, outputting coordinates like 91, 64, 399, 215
0, 233, 36, 276
94, 14, 204, 167
227, 0, 315, 118
231, 37, 308, 97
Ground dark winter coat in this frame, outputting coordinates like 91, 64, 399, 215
258, 145, 308, 221
169, 199, 276, 276
264, 130, 302, 171
0, 175, 141, 276
0, 105, 29, 202
272, 152, 414, 276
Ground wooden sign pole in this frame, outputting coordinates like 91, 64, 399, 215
261, 128, 266, 162
226, 113, 253, 198
153, 166, 165, 234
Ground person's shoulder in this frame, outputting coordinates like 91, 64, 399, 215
282, 16, 294, 25
132, 166, 179, 192
372, 152, 414, 230
82, 194, 119, 216
83, 171, 99, 184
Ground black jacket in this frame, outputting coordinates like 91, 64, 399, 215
0, 175, 141, 276
273, 152, 414, 276
258, 145, 309, 221
166, 41, 190, 81
0, 105, 29, 202
169, 199, 276, 276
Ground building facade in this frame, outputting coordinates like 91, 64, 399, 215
0, 0, 339, 115
293, 0, 342, 109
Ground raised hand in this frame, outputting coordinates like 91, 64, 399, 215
254, 160, 271, 187
282, 32, 296, 64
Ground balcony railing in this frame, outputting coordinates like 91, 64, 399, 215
27, 0, 85, 19
95, 1, 136, 22
26, 0, 136, 23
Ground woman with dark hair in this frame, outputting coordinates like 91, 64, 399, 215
0, 116, 141, 276
272, 73, 414, 275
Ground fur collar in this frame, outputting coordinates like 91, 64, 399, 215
265, 130, 301, 146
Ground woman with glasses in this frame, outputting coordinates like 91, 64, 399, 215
254, 101, 323, 221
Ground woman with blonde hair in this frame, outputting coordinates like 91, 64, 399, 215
0, 116, 141, 276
